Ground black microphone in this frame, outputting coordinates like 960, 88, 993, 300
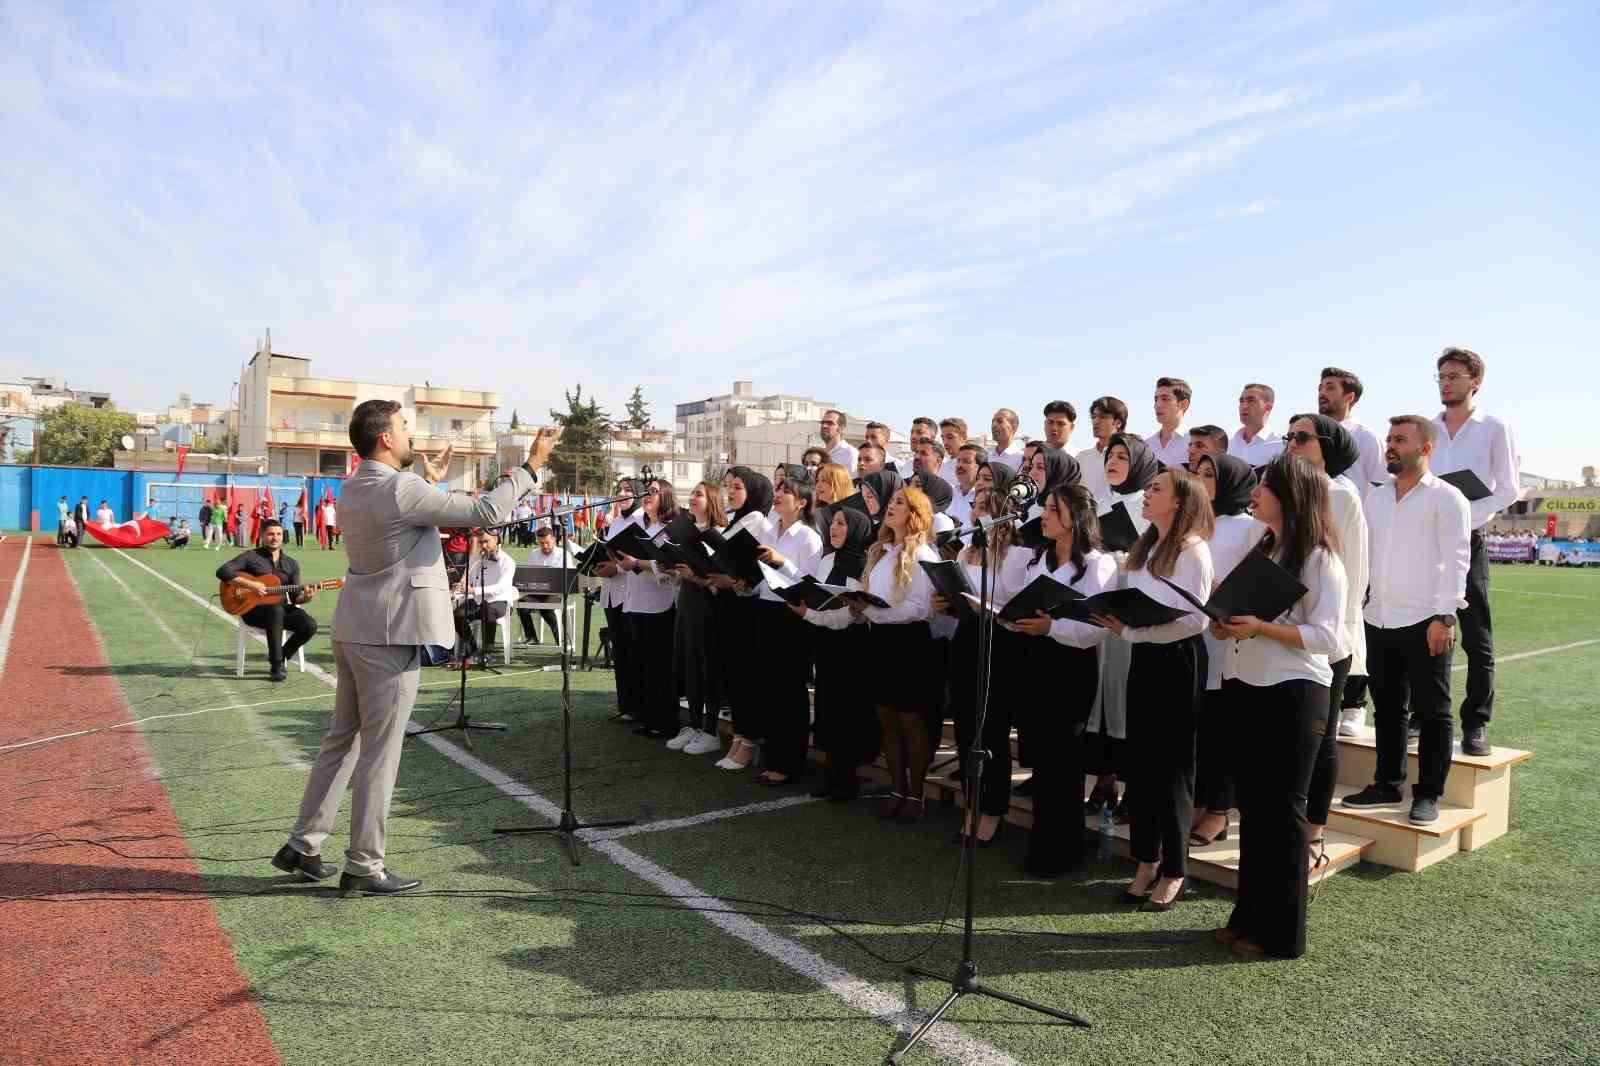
1007, 474, 1039, 507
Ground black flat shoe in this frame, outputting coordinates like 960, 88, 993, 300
339, 869, 422, 897
270, 843, 337, 882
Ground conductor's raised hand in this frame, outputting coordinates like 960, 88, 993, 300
527, 426, 563, 470
420, 443, 454, 484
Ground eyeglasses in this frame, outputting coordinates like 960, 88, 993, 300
1434, 373, 1472, 384
1281, 431, 1328, 446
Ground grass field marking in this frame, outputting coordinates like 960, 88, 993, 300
1491, 587, 1598, 601
587, 794, 825, 841
423, 734, 1022, 1066
1455, 637, 1600, 671
84, 550, 309, 772
0, 536, 34, 680
110, 546, 1022, 1063
106, 547, 340, 688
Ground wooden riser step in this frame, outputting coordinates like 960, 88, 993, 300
1334, 728, 1531, 853
1325, 783, 1485, 872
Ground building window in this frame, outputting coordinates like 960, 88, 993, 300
451, 419, 465, 433
318, 449, 347, 475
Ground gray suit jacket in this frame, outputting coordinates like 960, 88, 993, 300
331, 460, 537, 648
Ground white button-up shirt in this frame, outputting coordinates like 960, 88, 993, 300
1329, 473, 1369, 674
988, 440, 1026, 472
1017, 548, 1118, 650
756, 518, 824, 604
623, 519, 678, 614
466, 548, 520, 605
1429, 408, 1519, 531
1228, 424, 1284, 467
1220, 547, 1348, 689
1077, 445, 1110, 499
1123, 537, 1213, 644
1202, 514, 1268, 690
863, 543, 939, 625
1364, 471, 1470, 630
1146, 425, 1190, 469
826, 440, 858, 472
1342, 418, 1386, 496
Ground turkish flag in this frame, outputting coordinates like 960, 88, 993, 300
347, 451, 360, 476
175, 445, 190, 481
315, 488, 333, 548
1546, 514, 1558, 538
249, 485, 274, 545
223, 487, 237, 537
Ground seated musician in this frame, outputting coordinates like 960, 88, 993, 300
215, 518, 320, 682
452, 528, 518, 665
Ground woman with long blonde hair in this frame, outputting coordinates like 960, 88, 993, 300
847, 486, 940, 823
1092, 468, 1214, 912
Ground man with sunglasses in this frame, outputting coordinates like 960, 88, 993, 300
1428, 347, 1518, 756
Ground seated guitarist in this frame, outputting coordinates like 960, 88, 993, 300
216, 519, 320, 681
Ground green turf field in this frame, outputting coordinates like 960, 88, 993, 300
51, 543, 1600, 1064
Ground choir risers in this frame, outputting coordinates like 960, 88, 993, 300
1334, 728, 1533, 853
1326, 784, 1484, 872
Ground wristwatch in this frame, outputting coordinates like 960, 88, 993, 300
1434, 614, 1457, 629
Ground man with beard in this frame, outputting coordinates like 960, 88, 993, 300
270, 399, 559, 895
1317, 367, 1384, 495
1428, 347, 1518, 756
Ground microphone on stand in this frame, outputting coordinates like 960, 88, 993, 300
1006, 474, 1039, 508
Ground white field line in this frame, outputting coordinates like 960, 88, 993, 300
1456, 637, 1600, 671
0, 537, 34, 680
587, 794, 823, 841
1491, 588, 1598, 601
0, 668, 549, 754
109, 547, 1019, 1064
83, 551, 307, 772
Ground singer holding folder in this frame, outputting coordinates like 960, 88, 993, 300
752, 479, 824, 785
1009, 486, 1117, 876
1211, 454, 1348, 959
1093, 468, 1214, 913
709, 468, 773, 771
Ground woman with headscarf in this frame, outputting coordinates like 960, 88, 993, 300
597, 476, 648, 723
931, 485, 1029, 847
667, 480, 730, 757
752, 476, 825, 785
709, 468, 774, 770
794, 506, 879, 800
1282, 413, 1368, 872
1083, 433, 1161, 815
1190, 453, 1263, 846
857, 468, 902, 527
909, 470, 957, 533
849, 486, 940, 823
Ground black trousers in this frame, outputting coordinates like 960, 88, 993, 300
604, 603, 634, 715
949, 623, 1021, 817
454, 600, 508, 659
1341, 674, 1369, 710
1307, 655, 1352, 826
1125, 636, 1205, 880
517, 607, 561, 642
241, 603, 318, 666
292, 521, 305, 548
1457, 530, 1495, 729
755, 601, 813, 776
1020, 640, 1099, 875
719, 596, 761, 739
1227, 677, 1326, 959
1367, 620, 1455, 799
626, 609, 678, 734
814, 628, 877, 788
1195, 687, 1235, 814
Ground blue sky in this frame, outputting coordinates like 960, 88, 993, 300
2, 1, 1595, 476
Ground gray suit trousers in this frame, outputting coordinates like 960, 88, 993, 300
288, 640, 420, 876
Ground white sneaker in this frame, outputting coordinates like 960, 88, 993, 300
1337, 708, 1365, 737
678, 697, 691, 710
665, 726, 697, 751
717, 708, 733, 722
683, 730, 722, 755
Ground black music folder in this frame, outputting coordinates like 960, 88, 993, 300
1059, 587, 1191, 629
1160, 549, 1308, 623
811, 581, 891, 609
573, 540, 609, 577
1439, 468, 1492, 501
920, 559, 978, 620
995, 573, 1086, 623
1097, 501, 1141, 552
767, 575, 844, 611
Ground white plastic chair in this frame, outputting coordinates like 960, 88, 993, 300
236, 622, 307, 678
513, 595, 577, 655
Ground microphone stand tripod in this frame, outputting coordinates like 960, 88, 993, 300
494, 486, 648, 864
409, 543, 507, 745
887, 503, 1088, 1064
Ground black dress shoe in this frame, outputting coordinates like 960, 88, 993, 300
269, 663, 288, 682
271, 844, 338, 881
339, 869, 422, 896
1461, 726, 1491, 756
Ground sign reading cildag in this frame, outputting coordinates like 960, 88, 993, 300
1535, 498, 1600, 513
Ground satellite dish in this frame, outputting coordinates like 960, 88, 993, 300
120, 434, 136, 450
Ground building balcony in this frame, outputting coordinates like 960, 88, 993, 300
412, 386, 501, 411
267, 426, 354, 450
412, 431, 497, 455
268, 375, 358, 400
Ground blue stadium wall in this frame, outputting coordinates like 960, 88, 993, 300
0, 465, 344, 531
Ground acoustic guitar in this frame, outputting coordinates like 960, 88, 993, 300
220, 572, 345, 617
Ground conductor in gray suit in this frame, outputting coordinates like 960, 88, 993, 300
271, 398, 560, 895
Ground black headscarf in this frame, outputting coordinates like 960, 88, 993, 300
1035, 446, 1081, 499
858, 468, 902, 521
618, 478, 647, 518
909, 470, 954, 514
780, 463, 812, 490
1293, 413, 1360, 480
980, 461, 1017, 502
1105, 433, 1160, 495
727, 467, 773, 525
824, 507, 877, 583
1198, 453, 1257, 517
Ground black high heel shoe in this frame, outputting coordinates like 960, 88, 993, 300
1085, 783, 1110, 814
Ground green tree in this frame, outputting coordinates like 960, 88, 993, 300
508, 409, 520, 430
547, 384, 614, 493
622, 385, 650, 430
190, 430, 238, 455
34, 404, 138, 467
